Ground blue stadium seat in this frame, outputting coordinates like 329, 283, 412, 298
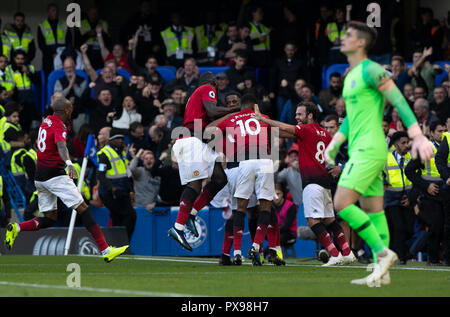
198, 66, 229, 75
31, 70, 46, 115
323, 64, 348, 89
156, 66, 176, 82
46, 69, 90, 105
95, 67, 131, 81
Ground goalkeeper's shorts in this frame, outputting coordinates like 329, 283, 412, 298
337, 155, 385, 197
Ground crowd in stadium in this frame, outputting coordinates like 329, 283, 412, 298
0, 0, 449, 265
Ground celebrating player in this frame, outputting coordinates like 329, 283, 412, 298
211, 94, 283, 266
4, 98, 129, 262
254, 101, 355, 266
168, 72, 240, 251
324, 21, 434, 286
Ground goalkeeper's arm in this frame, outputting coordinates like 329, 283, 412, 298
325, 117, 348, 166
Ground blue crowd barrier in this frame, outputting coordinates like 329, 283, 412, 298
90, 204, 316, 258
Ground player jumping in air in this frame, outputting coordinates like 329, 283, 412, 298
324, 21, 434, 287
169, 72, 240, 251
4, 97, 129, 262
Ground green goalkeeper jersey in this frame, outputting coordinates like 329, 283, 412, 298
340, 59, 417, 160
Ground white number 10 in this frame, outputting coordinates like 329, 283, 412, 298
236, 118, 261, 136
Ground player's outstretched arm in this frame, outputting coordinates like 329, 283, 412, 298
56, 141, 77, 179
253, 104, 295, 138
366, 62, 434, 162
204, 100, 240, 119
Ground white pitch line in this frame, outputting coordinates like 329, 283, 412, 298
115, 256, 450, 272
0, 281, 204, 297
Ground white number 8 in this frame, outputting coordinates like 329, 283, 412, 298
37, 127, 47, 152
315, 141, 325, 164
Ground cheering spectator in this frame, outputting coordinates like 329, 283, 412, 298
413, 97, 438, 136
164, 57, 199, 96
390, 55, 411, 92
430, 86, 450, 122
216, 22, 248, 65
129, 148, 160, 211
225, 49, 248, 92
161, 98, 183, 131
128, 121, 148, 152
87, 88, 116, 134
111, 95, 142, 133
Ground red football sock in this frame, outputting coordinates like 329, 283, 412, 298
86, 224, 109, 252
19, 218, 41, 231
222, 231, 233, 255
192, 188, 214, 212
176, 197, 193, 226
233, 226, 243, 252
317, 230, 340, 257
267, 223, 278, 249
253, 224, 268, 246
332, 228, 351, 256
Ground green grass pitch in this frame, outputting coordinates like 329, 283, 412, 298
1, 255, 449, 299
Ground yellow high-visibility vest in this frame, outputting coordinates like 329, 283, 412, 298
3, 29, 33, 53
195, 25, 222, 54
326, 22, 346, 44
0, 65, 16, 92
1, 34, 12, 60
421, 141, 441, 182
12, 64, 35, 90
79, 19, 108, 45
10, 148, 27, 176
384, 151, 412, 192
249, 22, 270, 52
39, 19, 66, 45
97, 145, 127, 179
160, 27, 194, 57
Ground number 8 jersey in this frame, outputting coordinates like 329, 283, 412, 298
294, 123, 332, 189
35, 114, 68, 181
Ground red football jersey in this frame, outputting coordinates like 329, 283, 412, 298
183, 84, 217, 132
216, 108, 270, 161
294, 123, 332, 188
35, 114, 68, 180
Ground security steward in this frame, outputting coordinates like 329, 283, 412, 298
435, 129, 450, 266
383, 131, 415, 265
405, 123, 446, 265
97, 129, 136, 239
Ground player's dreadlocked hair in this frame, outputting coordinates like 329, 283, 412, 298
347, 21, 378, 53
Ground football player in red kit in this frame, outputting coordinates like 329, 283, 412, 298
254, 101, 356, 266
169, 72, 240, 251
4, 98, 128, 262
209, 94, 283, 266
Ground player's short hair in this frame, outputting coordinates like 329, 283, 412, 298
225, 91, 241, 100
347, 21, 378, 53
52, 97, 71, 112
241, 93, 258, 108
297, 101, 319, 122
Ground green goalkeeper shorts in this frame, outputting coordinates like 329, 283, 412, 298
337, 155, 385, 197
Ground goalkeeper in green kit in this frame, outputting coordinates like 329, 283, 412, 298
324, 21, 434, 287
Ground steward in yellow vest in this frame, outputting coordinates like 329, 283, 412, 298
160, 13, 194, 67
194, 19, 223, 65
3, 12, 36, 62
0, 59, 16, 93
37, 4, 68, 75
434, 130, 450, 265
96, 130, 136, 239
383, 131, 416, 264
